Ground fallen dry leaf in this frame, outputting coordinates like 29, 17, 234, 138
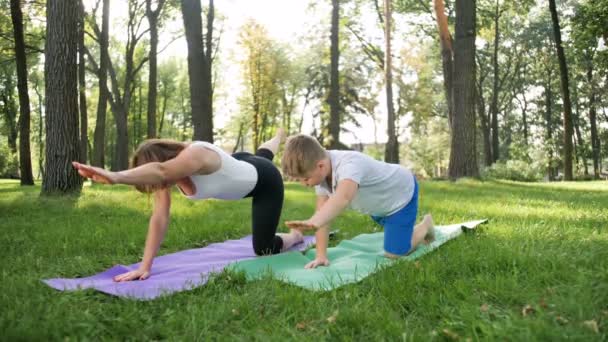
326, 310, 339, 323
583, 320, 599, 334
296, 322, 307, 330
442, 329, 460, 340
555, 316, 569, 325
522, 305, 535, 317
480, 303, 489, 312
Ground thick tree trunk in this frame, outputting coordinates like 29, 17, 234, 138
549, 0, 574, 180
384, 0, 399, 163
78, 0, 88, 165
433, 0, 454, 127
180, 0, 214, 142
42, 0, 83, 195
92, 0, 110, 168
202, 0, 214, 142
448, 0, 479, 179
327, 0, 341, 149
10, 0, 34, 185
146, 0, 165, 139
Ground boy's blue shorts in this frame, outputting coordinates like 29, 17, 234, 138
371, 178, 419, 255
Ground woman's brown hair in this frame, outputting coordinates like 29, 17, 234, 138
131, 139, 187, 193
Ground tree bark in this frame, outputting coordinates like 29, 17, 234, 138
10, 0, 34, 185
180, 0, 214, 143
42, 0, 83, 195
433, 0, 454, 126
92, 0, 110, 168
448, 0, 478, 179
587, 64, 600, 179
78, 0, 88, 165
548, 0, 574, 180
544, 69, 555, 181
490, 0, 501, 163
146, 0, 165, 139
327, 0, 341, 149
384, 0, 399, 163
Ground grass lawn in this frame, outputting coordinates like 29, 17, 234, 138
1, 179, 607, 340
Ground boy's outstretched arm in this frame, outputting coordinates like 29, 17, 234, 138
306, 196, 330, 269
286, 179, 358, 231
308, 179, 358, 228
286, 180, 358, 268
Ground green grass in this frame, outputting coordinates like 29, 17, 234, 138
1, 179, 607, 340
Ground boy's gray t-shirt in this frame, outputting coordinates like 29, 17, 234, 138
315, 150, 415, 217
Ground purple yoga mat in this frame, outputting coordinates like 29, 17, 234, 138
44, 235, 315, 300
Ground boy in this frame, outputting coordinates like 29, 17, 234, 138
282, 134, 434, 269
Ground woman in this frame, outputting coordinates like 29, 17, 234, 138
73, 129, 303, 282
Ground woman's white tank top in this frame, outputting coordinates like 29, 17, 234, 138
181, 141, 258, 200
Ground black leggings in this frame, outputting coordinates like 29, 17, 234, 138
232, 148, 284, 255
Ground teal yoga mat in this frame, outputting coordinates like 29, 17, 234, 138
230, 220, 487, 290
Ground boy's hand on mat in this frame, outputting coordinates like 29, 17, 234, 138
113, 269, 150, 282
72, 161, 117, 184
285, 220, 317, 231
304, 257, 330, 269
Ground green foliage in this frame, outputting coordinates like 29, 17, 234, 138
0, 144, 18, 178
483, 160, 544, 182
404, 117, 450, 178
1, 180, 607, 339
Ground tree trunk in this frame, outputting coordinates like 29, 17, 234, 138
146, 0, 165, 139
180, 0, 214, 143
476, 80, 492, 166
78, 0, 88, 165
587, 64, 600, 179
92, 0, 110, 168
327, 0, 341, 149
384, 0, 399, 163
448, 0, 478, 179
202, 0, 214, 142
33, 81, 45, 179
490, 0, 500, 163
549, 0, 574, 180
545, 70, 555, 181
42, 0, 83, 195
10, 0, 34, 185
433, 0, 454, 126
571, 84, 587, 175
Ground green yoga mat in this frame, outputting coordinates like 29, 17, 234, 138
229, 220, 487, 290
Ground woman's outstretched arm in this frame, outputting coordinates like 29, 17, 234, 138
73, 144, 221, 187
113, 187, 171, 282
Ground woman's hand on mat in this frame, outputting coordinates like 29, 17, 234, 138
113, 269, 150, 282
72, 161, 117, 184
304, 257, 330, 269
285, 220, 317, 231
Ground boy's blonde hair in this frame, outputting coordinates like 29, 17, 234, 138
282, 134, 327, 177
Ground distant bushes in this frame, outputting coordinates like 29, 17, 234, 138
482, 160, 543, 182
0, 145, 19, 179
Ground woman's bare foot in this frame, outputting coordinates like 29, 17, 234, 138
259, 127, 286, 154
277, 229, 304, 251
